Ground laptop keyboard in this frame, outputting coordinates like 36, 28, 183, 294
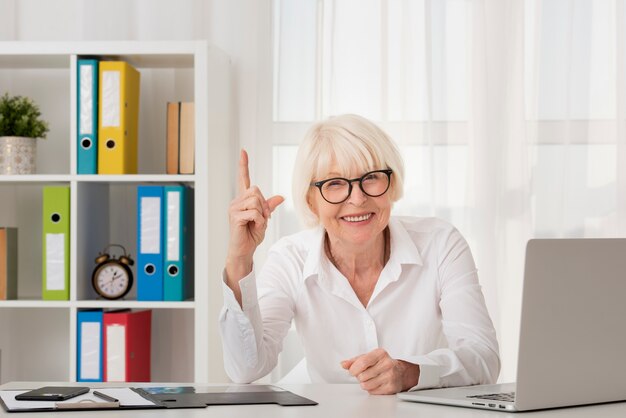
467, 392, 516, 402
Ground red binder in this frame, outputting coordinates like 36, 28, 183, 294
102, 309, 151, 382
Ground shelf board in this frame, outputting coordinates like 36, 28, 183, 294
75, 300, 195, 309
0, 174, 195, 183
0, 55, 69, 69
75, 174, 196, 183
0, 175, 71, 184
0, 41, 201, 69
0, 300, 195, 309
0, 300, 72, 308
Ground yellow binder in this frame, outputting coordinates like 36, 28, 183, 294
98, 61, 140, 174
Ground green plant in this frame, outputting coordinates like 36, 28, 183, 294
0, 93, 50, 139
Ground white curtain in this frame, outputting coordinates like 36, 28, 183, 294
269, 0, 626, 382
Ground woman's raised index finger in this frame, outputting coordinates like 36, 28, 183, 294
238, 149, 251, 194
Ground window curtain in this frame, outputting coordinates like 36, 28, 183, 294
270, 0, 626, 382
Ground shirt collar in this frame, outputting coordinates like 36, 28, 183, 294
301, 217, 423, 283
371, 217, 424, 294
387, 217, 423, 267
302, 225, 327, 281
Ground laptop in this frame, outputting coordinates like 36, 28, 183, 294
399, 238, 626, 412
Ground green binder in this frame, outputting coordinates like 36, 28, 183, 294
42, 186, 70, 300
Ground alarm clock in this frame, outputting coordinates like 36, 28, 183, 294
92, 244, 135, 300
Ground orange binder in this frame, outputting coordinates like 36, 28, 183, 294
98, 61, 140, 174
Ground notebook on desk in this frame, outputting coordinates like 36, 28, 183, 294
399, 238, 626, 412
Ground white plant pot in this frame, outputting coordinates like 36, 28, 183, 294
0, 136, 37, 174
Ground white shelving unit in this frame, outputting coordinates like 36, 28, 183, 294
0, 41, 231, 384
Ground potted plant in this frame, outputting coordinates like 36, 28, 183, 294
0, 93, 50, 174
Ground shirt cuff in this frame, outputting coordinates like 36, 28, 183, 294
397, 355, 441, 391
414, 364, 441, 390
221, 269, 259, 311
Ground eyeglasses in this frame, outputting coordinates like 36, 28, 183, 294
311, 169, 393, 204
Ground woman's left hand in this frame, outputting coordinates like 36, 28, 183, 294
341, 348, 420, 395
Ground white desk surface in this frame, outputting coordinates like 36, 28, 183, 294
2, 382, 626, 417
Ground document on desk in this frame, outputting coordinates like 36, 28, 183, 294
0, 388, 159, 412
1, 385, 317, 412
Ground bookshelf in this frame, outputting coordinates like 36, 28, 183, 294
0, 41, 231, 384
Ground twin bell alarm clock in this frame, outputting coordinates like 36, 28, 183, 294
91, 244, 134, 300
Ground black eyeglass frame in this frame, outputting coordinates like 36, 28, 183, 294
311, 169, 393, 204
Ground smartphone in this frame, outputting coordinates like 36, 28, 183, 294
15, 386, 90, 401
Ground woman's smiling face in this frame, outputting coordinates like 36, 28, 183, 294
308, 163, 393, 248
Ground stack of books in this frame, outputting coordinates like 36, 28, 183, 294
166, 102, 195, 174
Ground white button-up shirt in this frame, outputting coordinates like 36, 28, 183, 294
219, 217, 500, 389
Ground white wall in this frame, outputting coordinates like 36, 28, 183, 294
0, 0, 268, 170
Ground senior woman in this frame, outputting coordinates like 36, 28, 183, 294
219, 114, 500, 395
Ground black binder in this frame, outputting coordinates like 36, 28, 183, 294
138, 385, 318, 407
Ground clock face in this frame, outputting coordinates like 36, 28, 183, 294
94, 263, 131, 299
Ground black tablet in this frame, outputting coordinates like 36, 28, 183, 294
15, 386, 90, 401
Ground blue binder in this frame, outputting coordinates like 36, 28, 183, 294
76, 309, 103, 382
77, 59, 99, 174
137, 186, 164, 301
163, 185, 188, 301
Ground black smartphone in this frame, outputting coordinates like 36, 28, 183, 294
15, 386, 90, 401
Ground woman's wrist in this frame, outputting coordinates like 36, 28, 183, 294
225, 256, 253, 307
398, 360, 420, 391
225, 255, 253, 281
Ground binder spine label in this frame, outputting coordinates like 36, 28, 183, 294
45, 233, 65, 290
166, 191, 181, 261
102, 71, 120, 127
80, 321, 101, 380
79, 65, 94, 134
140, 197, 161, 254
106, 324, 126, 382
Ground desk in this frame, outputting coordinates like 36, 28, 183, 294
2, 382, 626, 417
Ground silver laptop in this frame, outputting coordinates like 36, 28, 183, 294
399, 238, 626, 412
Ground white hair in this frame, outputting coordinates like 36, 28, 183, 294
292, 114, 405, 228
